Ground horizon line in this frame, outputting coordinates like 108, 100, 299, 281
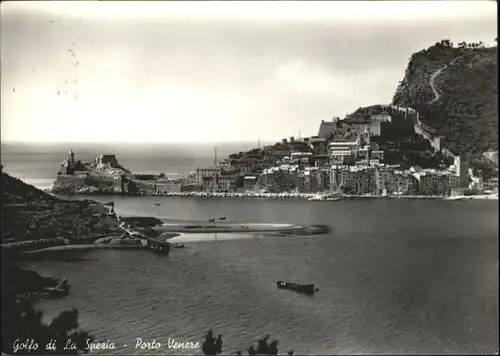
1, 140, 278, 145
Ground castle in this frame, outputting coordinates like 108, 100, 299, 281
59, 149, 81, 175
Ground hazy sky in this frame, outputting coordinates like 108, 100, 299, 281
1, 1, 497, 143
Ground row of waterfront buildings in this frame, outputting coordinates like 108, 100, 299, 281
55, 105, 496, 196
188, 155, 479, 197
183, 107, 490, 196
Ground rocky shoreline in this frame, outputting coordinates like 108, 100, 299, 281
3, 266, 69, 304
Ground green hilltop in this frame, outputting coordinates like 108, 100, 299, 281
392, 39, 497, 158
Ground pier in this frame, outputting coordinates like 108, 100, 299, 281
118, 219, 170, 254
145, 237, 170, 254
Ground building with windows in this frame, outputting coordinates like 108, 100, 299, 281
195, 167, 221, 185
243, 176, 258, 191
216, 176, 231, 192
454, 156, 470, 188
328, 136, 360, 165
259, 165, 298, 193
201, 176, 216, 192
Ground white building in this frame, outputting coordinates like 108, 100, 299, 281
196, 167, 221, 185
370, 114, 392, 123
328, 137, 360, 164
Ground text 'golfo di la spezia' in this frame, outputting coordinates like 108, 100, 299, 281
12, 337, 201, 353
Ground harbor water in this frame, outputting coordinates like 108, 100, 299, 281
22, 196, 499, 355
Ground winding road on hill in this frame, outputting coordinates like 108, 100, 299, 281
428, 65, 447, 104
428, 52, 476, 105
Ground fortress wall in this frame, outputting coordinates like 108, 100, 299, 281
56, 175, 87, 185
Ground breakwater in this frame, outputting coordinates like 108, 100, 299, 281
154, 222, 304, 234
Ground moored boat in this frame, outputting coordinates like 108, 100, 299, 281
325, 195, 344, 201
308, 191, 344, 202
276, 280, 318, 295
46, 287, 70, 298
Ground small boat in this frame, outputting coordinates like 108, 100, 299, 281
308, 195, 324, 201
154, 203, 161, 206
325, 195, 344, 201
219, 217, 226, 220
174, 244, 185, 248
47, 288, 70, 297
276, 280, 318, 295
309, 192, 344, 202
45, 281, 70, 297
446, 196, 468, 201
208, 218, 215, 222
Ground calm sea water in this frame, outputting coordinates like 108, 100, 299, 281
22, 196, 499, 355
0, 142, 266, 190
4, 143, 499, 354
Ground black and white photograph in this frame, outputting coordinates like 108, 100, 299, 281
1, 1, 498, 355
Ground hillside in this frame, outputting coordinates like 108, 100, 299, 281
347, 104, 454, 169
392, 40, 498, 158
2, 170, 58, 206
1, 169, 121, 243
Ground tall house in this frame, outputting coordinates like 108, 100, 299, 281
328, 135, 360, 165
195, 167, 221, 185
454, 156, 469, 188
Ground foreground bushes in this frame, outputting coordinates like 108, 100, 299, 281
202, 329, 294, 356
1, 293, 92, 354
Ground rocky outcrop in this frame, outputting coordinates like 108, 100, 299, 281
392, 40, 497, 158
2, 266, 63, 297
1, 172, 121, 244
84, 160, 130, 176
50, 182, 112, 195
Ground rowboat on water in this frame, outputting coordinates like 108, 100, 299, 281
276, 280, 318, 295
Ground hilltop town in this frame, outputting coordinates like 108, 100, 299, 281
184, 103, 496, 198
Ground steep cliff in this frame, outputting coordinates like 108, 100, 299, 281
392, 40, 497, 158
